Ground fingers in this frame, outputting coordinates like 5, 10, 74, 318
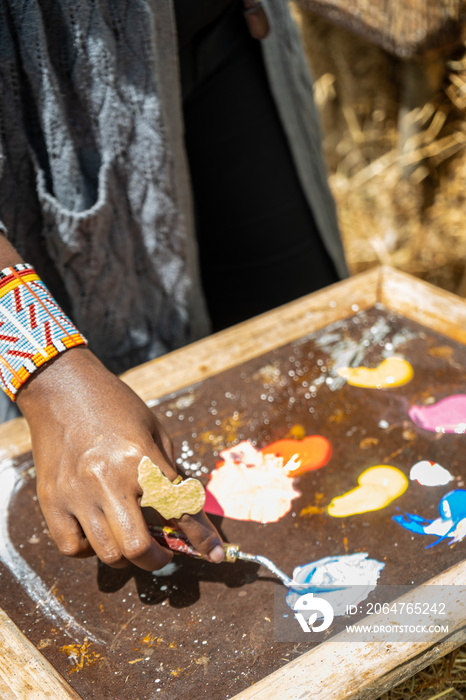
143, 437, 179, 483
44, 501, 174, 572
151, 419, 176, 467
171, 510, 225, 563
77, 435, 178, 570
102, 499, 174, 572
71, 511, 130, 569
142, 441, 225, 563
38, 416, 221, 571
44, 509, 96, 559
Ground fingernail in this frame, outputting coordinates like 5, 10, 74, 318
208, 544, 225, 563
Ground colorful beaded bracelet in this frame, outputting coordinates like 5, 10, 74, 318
0, 264, 87, 400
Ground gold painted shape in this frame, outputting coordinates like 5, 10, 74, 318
138, 456, 206, 520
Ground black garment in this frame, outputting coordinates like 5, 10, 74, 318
174, 0, 235, 100
175, 2, 339, 331
174, 0, 233, 48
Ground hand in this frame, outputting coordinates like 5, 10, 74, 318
17, 347, 224, 571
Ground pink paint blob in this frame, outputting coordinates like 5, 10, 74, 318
204, 441, 301, 523
409, 395, 466, 434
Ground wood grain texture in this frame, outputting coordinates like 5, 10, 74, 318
0, 609, 81, 699
380, 266, 466, 344
0, 676, 19, 700
0, 418, 30, 461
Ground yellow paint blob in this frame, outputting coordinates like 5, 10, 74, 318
337, 356, 413, 388
328, 465, 408, 517
287, 423, 307, 440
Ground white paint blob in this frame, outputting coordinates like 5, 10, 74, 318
286, 552, 385, 616
204, 441, 301, 523
409, 460, 454, 487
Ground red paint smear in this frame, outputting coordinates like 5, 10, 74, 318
204, 489, 225, 517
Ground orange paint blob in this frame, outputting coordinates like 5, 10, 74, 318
261, 435, 331, 476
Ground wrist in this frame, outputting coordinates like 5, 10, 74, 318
16, 345, 89, 414
0, 264, 87, 401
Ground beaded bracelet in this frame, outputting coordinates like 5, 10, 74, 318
0, 264, 87, 400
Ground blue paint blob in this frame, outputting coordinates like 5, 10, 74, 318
392, 489, 466, 548
440, 489, 466, 520
392, 512, 432, 536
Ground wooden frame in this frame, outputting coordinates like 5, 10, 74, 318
0, 265, 465, 699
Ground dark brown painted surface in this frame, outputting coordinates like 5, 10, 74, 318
1, 306, 465, 699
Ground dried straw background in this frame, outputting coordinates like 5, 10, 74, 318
291, 4, 466, 697
378, 646, 466, 699
292, 2, 466, 297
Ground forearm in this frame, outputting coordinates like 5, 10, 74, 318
0, 233, 25, 267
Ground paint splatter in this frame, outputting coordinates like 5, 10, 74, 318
204, 442, 301, 523
287, 424, 307, 440
260, 435, 331, 476
314, 315, 397, 393
409, 394, 466, 433
0, 459, 102, 643
393, 489, 466, 547
337, 356, 413, 388
409, 460, 454, 487
328, 465, 408, 517
60, 640, 102, 673
286, 553, 385, 615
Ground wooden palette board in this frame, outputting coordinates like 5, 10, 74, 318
0, 266, 465, 700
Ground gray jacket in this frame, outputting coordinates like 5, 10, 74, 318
0, 0, 346, 421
